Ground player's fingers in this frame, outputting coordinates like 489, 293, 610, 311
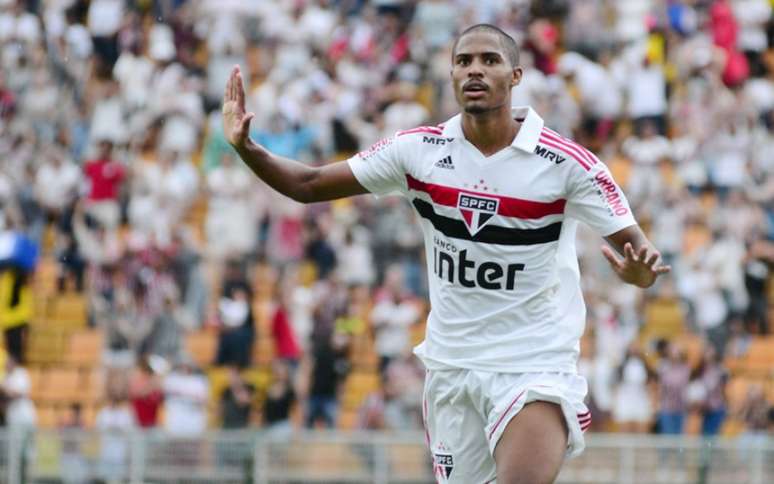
645, 250, 660, 268
637, 245, 648, 263
654, 265, 672, 275
601, 245, 623, 271
623, 243, 636, 262
230, 66, 238, 100
236, 67, 245, 108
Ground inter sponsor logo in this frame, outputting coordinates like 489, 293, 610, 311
434, 155, 454, 170
458, 193, 498, 235
433, 247, 525, 290
534, 145, 566, 164
593, 172, 629, 216
423, 136, 454, 145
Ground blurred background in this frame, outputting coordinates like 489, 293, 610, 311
0, 0, 773, 482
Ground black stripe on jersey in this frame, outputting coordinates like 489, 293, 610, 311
411, 199, 562, 245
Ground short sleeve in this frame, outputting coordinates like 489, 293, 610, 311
347, 134, 408, 196
565, 160, 636, 236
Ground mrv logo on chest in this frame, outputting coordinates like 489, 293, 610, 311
534, 145, 566, 164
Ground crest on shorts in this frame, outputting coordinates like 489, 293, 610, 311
433, 442, 454, 480
458, 192, 499, 236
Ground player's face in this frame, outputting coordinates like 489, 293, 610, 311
451, 32, 522, 114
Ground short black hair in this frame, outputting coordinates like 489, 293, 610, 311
452, 24, 520, 67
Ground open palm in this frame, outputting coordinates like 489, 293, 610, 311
222, 65, 255, 148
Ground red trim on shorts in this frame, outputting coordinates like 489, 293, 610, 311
488, 390, 526, 440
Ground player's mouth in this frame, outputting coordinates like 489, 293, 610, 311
462, 81, 489, 99
463, 81, 488, 99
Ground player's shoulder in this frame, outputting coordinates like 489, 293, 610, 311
395, 124, 452, 145
534, 125, 603, 174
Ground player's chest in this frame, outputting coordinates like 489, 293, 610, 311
413, 142, 567, 202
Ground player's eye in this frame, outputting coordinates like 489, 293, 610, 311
456, 57, 470, 66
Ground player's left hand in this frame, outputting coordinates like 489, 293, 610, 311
601, 243, 671, 288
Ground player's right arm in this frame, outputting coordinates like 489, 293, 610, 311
223, 65, 368, 203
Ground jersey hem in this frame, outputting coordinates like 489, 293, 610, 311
414, 351, 578, 374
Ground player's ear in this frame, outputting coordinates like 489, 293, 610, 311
511, 66, 523, 88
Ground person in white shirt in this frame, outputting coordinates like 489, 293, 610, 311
34, 148, 80, 221
1, 356, 36, 483
162, 357, 209, 437
95, 396, 135, 482
223, 24, 670, 484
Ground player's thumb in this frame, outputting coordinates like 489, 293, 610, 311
240, 112, 255, 132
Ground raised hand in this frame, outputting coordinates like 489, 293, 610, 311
601, 242, 671, 288
222, 65, 255, 148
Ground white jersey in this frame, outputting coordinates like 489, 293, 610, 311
348, 106, 636, 373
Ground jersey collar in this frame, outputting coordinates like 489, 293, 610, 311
441, 106, 545, 154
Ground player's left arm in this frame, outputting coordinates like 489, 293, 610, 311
602, 225, 671, 288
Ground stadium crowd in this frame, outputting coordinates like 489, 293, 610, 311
0, 0, 773, 464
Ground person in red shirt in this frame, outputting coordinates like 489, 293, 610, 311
128, 356, 164, 428
271, 288, 302, 370
83, 139, 126, 229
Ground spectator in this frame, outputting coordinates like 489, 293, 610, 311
82, 138, 125, 230
220, 366, 254, 429
612, 345, 652, 433
59, 403, 89, 484
162, 357, 209, 438
0, 265, 32, 363
371, 265, 421, 374
692, 346, 729, 436
656, 343, 692, 435
1, 355, 36, 480
205, 154, 257, 261
263, 360, 296, 437
128, 356, 164, 428
214, 260, 255, 368
270, 288, 302, 370
302, 333, 347, 429
33, 147, 80, 227
95, 395, 135, 483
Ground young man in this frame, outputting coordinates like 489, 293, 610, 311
223, 24, 670, 484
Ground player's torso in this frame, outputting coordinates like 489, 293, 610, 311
403, 132, 571, 317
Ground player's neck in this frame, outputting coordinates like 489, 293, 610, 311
460, 107, 519, 157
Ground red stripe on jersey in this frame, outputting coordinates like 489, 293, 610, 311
406, 175, 566, 219
541, 128, 598, 167
537, 136, 591, 171
489, 390, 525, 440
545, 127, 601, 166
577, 411, 591, 417
398, 126, 443, 137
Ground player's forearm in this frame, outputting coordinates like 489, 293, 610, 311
605, 224, 652, 257
234, 139, 320, 203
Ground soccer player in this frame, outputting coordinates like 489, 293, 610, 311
223, 24, 670, 484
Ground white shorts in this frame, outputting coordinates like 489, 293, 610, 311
422, 370, 590, 484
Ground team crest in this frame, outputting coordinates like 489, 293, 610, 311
458, 192, 499, 236
433, 443, 454, 480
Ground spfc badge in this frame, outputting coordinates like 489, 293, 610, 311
458, 192, 499, 236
